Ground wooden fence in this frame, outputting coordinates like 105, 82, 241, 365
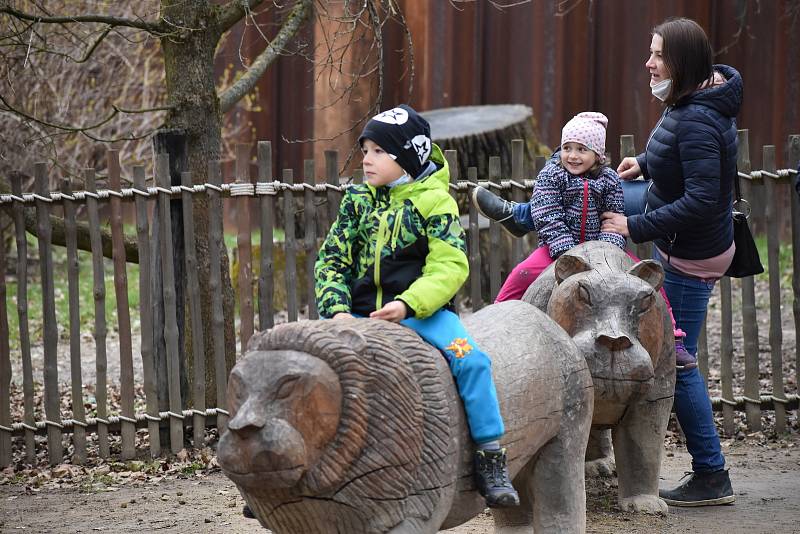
0, 130, 798, 466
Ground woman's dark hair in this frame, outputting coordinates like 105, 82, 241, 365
653, 17, 714, 105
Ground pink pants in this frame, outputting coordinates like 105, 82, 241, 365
494, 245, 683, 337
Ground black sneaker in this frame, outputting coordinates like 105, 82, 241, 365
242, 504, 256, 519
470, 186, 528, 238
473, 448, 520, 508
659, 469, 735, 507
675, 339, 698, 371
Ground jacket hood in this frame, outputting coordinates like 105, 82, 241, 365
389, 143, 448, 201
683, 64, 743, 118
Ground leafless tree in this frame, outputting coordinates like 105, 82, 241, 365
0, 0, 412, 403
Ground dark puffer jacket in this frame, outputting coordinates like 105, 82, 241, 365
629, 64, 743, 260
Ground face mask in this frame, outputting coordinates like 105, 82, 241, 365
387, 174, 412, 189
651, 78, 672, 102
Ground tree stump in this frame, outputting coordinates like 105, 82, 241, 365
421, 104, 550, 180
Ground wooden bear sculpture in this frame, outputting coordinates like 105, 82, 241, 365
217, 300, 594, 533
522, 241, 676, 514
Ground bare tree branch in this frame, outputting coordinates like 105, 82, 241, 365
0, 5, 166, 34
0, 92, 170, 135
216, 0, 268, 35
218, 0, 313, 114
0, 178, 139, 262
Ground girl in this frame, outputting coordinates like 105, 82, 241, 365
476, 112, 627, 301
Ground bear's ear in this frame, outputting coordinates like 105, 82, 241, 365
628, 259, 664, 290
339, 328, 368, 354
554, 254, 591, 284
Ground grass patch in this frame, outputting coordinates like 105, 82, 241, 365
753, 234, 793, 286
4, 227, 287, 352
5, 231, 141, 353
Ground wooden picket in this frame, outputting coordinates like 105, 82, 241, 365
0, 131, 797, 466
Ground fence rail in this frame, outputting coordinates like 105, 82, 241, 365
0, 130, 798, 466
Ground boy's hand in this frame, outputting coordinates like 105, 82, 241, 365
370, 301, 407, 323
616, 157, 641, 180
332, 312, 355, 320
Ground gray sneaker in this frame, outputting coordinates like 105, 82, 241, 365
659, 469, 735, 507
471, 186, 528, 238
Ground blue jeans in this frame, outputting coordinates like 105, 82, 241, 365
512, 179, 652, 230
402, 309, 504, 443
660, 265, 725, 473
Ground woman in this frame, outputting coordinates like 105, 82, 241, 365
600, 17, 740, 507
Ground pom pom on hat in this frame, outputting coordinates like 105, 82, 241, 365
561, 112, 608, 161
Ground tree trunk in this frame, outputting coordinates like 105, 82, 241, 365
421, 104, 550, 181
160, 1, 236, 409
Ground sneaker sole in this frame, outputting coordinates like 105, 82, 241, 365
486, 494, 521, 508
662, 494, 735, 507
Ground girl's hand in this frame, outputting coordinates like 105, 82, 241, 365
370, 300, 407, 323
601, 212, 630, 237
332, 312, 355, 320
617, 157, 642, 181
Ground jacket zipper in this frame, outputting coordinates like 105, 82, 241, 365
644, 107, 671, 155
373, 210, 392, 311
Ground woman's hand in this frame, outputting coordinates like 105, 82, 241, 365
370, 300, 407, 323
332, 312, 355, 320
617, 157, 642, 181
601, 212, 630, 237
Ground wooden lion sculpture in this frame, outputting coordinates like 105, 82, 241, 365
522, 241, 676, 514
217, 300, 594, 533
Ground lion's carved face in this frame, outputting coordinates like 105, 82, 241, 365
217, 350, 342, 490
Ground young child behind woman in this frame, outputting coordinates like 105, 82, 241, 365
472, 112, 694, 367
476, 112, 626, 300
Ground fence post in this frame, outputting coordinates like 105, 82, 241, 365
258, 141, 275, 330
152, 130, 188, 430
61, 178, 87, 463
790, 134, 800, 409
488, 156, 502, 301
156, 153, 185, 453
737, 130, 762, 431
181, 170, 206, 448
34, 162, 63, 464
235, 144, 254, 352
763, 145, 786, 432
133, 166, 161, 457
0, 208, 10, 467
284, 169, 298, 322
207, 161, 229, 434
511, 140, 526, 266
108, 150, 137, 459
304, 159, 318, 319
468, 167, 482, 311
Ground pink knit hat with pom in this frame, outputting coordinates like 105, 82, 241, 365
561, 112, 608, 161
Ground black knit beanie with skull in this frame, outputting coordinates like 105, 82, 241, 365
358, 104, 432, 179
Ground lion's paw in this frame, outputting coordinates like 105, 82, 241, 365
619, 494, 668, 515
584, 457, 616, 478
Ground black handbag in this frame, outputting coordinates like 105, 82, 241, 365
724, 170, 764, 278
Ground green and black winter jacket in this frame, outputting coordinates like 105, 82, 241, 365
314, 144, 468, 319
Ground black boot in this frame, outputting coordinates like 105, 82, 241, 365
659, 469, 735, 507
474, 448, 520, 508
470, 186, 528, 238
242, 504, 256, 519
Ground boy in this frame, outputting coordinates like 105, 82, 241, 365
314, 105, 519, 508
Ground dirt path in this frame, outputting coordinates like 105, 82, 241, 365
2, 434, 798, 534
